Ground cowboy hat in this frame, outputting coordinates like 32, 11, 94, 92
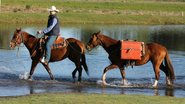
47, 6, 59, 12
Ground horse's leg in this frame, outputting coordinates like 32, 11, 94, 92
74, 61, 83, 82
72, 64, 82, 83
72, 68, 78, 80
102, 64, 118, 85
42, 63, 55, 80
28, 60, 39, 80
160, 64, 171, 86
77, 67, 82, 82
68, 55, 83, 82
152, 60, 163, 87
119, 67, 129, 85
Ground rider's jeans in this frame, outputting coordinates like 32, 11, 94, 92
45, 35, 57, 62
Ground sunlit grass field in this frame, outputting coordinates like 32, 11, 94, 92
1, 0, 185, 24
0, 93, 185, 104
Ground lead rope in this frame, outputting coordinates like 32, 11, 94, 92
16, 45, 20, 57
16, 32, 24, 57
65, 39, 83, 54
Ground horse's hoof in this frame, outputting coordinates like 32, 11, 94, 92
152, 80, 158, 88
102, 81, 108, 85
166, 83, 172, 86
28, 78, 33, 81
51, 78, 55, 80
51, 80, 58, 83
166, 83, 173, 88
96, 80, 109, 86
152, 85, 158, 88
75, 81, 81, 85
122, 80, 131, 86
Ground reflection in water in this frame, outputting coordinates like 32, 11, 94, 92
153, 87, 174, 97
0, 24, 185, 51
6, 79, 175, 97
0, 75, 185, 97
165, 87, 174, 97
150, 25, 185, 51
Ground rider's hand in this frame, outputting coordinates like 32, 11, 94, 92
37, 30, 43, 34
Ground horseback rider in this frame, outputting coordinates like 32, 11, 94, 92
37, 6, 60, 65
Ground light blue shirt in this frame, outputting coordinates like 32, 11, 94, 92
43, 18, 57, 34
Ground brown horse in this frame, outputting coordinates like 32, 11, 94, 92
86, 31, 175, 87
10, 28, 89, 82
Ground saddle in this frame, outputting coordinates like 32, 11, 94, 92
39, 35, 67, 49
31, 36, 66, 58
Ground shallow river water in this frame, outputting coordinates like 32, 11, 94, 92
0, 24, 185, 97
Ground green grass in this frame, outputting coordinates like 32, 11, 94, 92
1, 0, 185, 24
0, 93, 185, 104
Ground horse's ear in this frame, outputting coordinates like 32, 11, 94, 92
16, 28, 21, 32
97, 31, 101, 34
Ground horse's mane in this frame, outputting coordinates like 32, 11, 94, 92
98, 33, 119, 43
22, 31, 39, 46
28, 34, 36, 38
22, 31, 37, 38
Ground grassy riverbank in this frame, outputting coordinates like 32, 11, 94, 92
1, 0, 185, 25
0, 93, 185, 104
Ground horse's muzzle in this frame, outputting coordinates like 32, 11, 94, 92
9, 42, 15, 49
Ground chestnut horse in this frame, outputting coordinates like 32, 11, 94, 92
10, 28, 89, 82
86, 31, 175, 87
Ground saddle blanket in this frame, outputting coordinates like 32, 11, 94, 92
120, 40, 145, 60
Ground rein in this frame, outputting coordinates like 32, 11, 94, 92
95, 34, 120, 54
96, 35, 103, 46
16, 32, 24, 57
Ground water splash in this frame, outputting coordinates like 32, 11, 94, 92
19, 72, 30, 80
96, 79, 133, 87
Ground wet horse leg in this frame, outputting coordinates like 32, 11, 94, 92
69, 55, 82, 82
102, 64, 118, 85
71, 60, 82, 82
72, 65, 82, 83
72, 68, 78, 80
160, 64, 172, 86
74, 62, 83, 82
42, 63, 55, 80
152, 60, 163, 87
77, 67, 82, 82
119, 67, 129, 85
28, 60, 39, 80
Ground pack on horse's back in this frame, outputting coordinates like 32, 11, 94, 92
120, 40, 145, 67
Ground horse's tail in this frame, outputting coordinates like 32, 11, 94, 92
164, 52, 175, 81
81, 52, 89, 76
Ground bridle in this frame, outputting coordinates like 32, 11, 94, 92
86, 34, 103, 50
11, 32, 24, 47
95, 34, 103, 46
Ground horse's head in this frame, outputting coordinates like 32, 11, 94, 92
10, 28, 24, 49
86, 31, 102, 51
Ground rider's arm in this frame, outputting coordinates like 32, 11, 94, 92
42, 18, 57, 34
